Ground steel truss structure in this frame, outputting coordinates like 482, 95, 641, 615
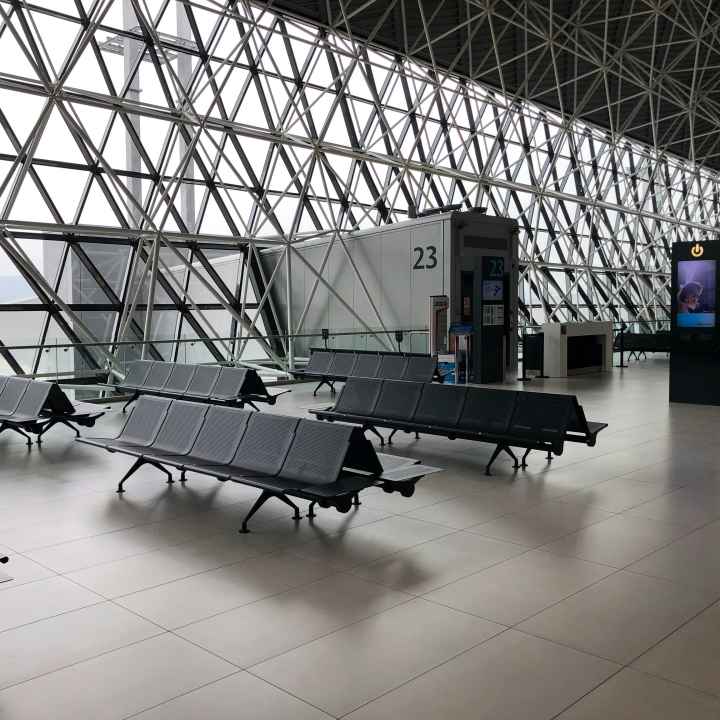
0, 0, 718, 377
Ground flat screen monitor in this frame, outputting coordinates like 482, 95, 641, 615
676, 259, 716, 328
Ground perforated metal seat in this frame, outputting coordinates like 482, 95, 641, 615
413, 384, 467, 427
327, 351, 356, 378
211, 367, 247, 400
373, 380, 423, 420
377, 355, 408, 380
162, 365, 197, 395
351, 353, 381, 378
185, 365, 221, 398
334, 377, 382, 416
457, 388, 517, 435
508, 392, 572, 445
403, 356, 436, 382
225, 412, 299, 477
120, 361, 154, 389
304, 350, 333, 375
161, 406, 252, 469
144, 400, 208, 457
279, 420, 354, 485
99, 396, 171, 451
0, 380, 51, 422
0, 377, 30, 416
142, 362, 174, 391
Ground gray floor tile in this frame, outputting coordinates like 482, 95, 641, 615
350, 531, 528, 594
345, 629, 618, 720
425, 550, 614, 625
469, 500, 614, 547
65, 531, 276, 598
404, 492, 520, 529
556, 477, 676, 512
0, 576, 101, 632
0, 602, 161, 689
555, 668, 720, 719
131, 672, 332, 719
3, 373, 718, 718
623, 488, 720, 530
178, 573, 411, 667
116, 551, 333, 628
251, 597, 503, 717
634, 601, 720, 698
541, 514, 689, 568
289, 515, 454, 570
0, 634, 234, 720
0, 546, 55, 589
518, 570, 715, 663
628, 521, 720, 591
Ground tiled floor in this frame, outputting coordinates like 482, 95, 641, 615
1, 359, 720, 719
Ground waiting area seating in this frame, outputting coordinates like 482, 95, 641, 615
311, 378, 607, 475
0, 375, 104, 446
77, 396, 439, 533
104, 361, 287, 412
614, 331, 671, 360
293, 348, 437, 395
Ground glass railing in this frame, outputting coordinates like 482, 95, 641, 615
0, 327, 431, 384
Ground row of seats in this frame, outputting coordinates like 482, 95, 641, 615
293, 348, 437, 395
614, 331, 671, 358
312, 378, 607, 474
106, 361, 281, 411
0, 376, 104, 446
78, 396, 438, 532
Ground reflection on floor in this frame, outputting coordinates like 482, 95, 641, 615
1, 359, 719, 719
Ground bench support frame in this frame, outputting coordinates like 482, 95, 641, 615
239, 490, 302, 533
116, 456, 174, 493
0, 422, 32, 446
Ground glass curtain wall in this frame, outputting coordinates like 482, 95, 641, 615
0, 0, 717, 376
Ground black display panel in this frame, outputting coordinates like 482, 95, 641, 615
675, 259, 716, 329
670, 241, 720, 405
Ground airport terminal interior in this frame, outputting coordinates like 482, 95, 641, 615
1, 2, 720, 719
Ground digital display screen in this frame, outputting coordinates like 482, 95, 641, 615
677, 259, 716, 328
482, 280, 503, 301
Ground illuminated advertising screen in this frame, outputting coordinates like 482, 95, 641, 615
676, 259, 716, 328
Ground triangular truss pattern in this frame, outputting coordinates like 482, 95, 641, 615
0, 1, 717, 376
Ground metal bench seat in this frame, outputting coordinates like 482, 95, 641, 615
107, 361, 286, 412
77, 397, 440, 533
0, 376, 104, 446
293, 348, 437, 395
312, 378, 607, 475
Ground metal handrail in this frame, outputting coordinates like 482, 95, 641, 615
1, 328, 430, 353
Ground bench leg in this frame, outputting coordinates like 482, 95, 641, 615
485, 444, 504, 476
546, 450, 553, 462
41, 418, 80, 442
116, 457, 173, 493
0, 423, 32, 447
502, 445, 519, 469
313, 378, 332, 396
520, 448, 532, 469
179, 469, 187, 483
307, 500, 317, 519
352, 494, 361, 507
239, 491, 302, 533
388, 429, 397, 444
122, 391, 139, 413
246, 401, 259, 412
116, 457, 144, 493
366, 426, 385, 446
415, 432, 420, 439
